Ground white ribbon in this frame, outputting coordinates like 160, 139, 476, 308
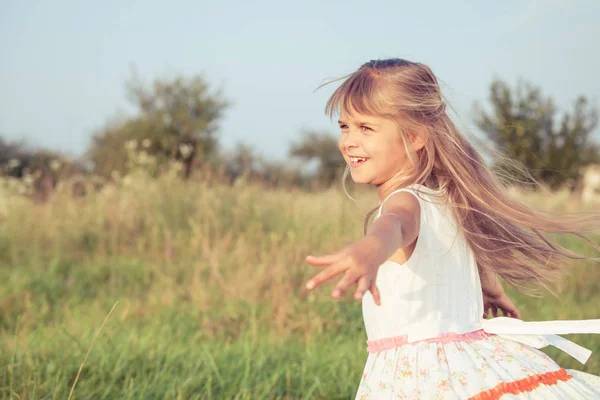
480, 317, 600, 364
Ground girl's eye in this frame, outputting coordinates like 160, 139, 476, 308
338, 124, 370, 132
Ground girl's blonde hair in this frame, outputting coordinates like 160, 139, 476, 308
322, 58, 600, 295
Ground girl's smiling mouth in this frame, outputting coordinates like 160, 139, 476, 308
349, 156, 369, 168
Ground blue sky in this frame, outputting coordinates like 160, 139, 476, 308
1, 0, 598, 161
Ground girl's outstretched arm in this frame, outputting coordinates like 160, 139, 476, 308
304, 192, 420, 305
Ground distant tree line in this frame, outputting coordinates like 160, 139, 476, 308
474, 80, 599, 190
1, 72, 598, 200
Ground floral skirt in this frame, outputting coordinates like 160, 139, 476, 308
356, 330, 600, 399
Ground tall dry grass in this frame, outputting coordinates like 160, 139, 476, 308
1, 171, 599, 399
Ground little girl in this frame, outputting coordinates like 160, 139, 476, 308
304, 58, 600, 399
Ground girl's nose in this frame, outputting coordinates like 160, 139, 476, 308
343, 130, 360, 150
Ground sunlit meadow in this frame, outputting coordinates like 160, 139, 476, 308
1, 157, 599, 399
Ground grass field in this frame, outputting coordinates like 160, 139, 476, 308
1, 174, 599, 399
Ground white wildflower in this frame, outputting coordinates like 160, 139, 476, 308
23, 175, 35, 186
179, 143, 194, 159
124, 139, 138, 151
49, 159, 61, 171
170, 161, 184, 172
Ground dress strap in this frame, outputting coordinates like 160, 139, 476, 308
376, 188, 414, 219
480, 317, 600, 364
376, 184, 435, 219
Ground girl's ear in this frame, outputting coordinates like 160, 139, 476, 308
408, 128, 427, 152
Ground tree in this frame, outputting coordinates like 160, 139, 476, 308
289, 130, 345, 187
213, 143, 306, 188
474, 80, 599, 189
222, 142, 261, 182
88, 73, 228, 179
258, 159, 304, 188
0, 136, 87, 201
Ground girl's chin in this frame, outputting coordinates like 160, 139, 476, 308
349, 171, 371, 184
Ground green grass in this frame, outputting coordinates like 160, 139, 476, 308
1, 175, 599, 399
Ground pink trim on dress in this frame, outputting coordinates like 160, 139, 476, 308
366, 329, 493, 353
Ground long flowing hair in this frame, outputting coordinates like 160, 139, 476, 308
320, 58, 600, 295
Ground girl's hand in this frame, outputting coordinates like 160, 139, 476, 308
483, 292, 520, 319
480, 269, 519, 319
304, 236, 382, 305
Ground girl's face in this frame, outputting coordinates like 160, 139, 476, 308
337, 109, 413, 187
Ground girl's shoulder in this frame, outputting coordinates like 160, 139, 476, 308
379, 184, 445, 210
375, 184, 447, 227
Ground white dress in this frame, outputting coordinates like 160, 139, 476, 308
356, 184, 600, 399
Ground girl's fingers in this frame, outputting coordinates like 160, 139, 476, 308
305, 252, 343, 267
305, 263, 347, 291
492, 305, 498, 318
510, 304, 520, 319
370, 283, 381, 306
332, 270, 360, 299
354, 276, 371, 301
